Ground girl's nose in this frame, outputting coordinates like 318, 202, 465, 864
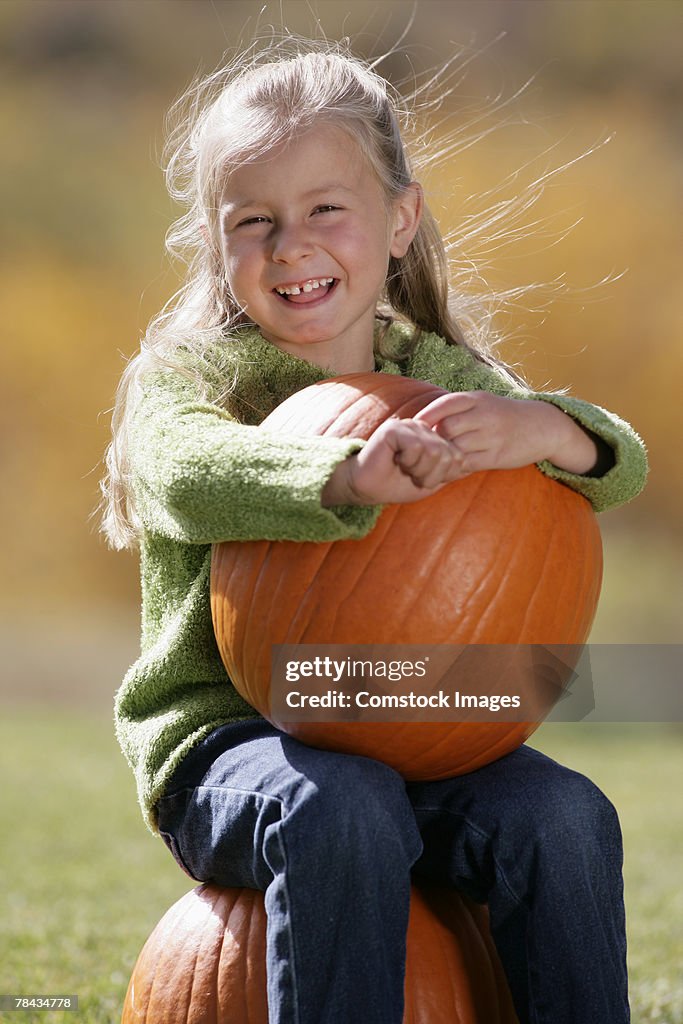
271, 223, 314, 263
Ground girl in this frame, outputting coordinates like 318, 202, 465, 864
102, 41, 648, 1024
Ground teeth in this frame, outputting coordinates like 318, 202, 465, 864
275, 277, 334, 296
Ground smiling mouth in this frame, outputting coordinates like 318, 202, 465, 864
273, 278, 338, 303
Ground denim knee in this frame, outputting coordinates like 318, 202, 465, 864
497, 764, 624, 902
527, 768, 622, 856
159, 784, 289, 889
269, 755, 424, 885
157, 748, 424, 893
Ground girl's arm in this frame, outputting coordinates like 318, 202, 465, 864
128, 364, 383, 545
405, 333, 649, 514
322, 388, 646, 510
324, 340, 648, 511
412, 390, 610, 475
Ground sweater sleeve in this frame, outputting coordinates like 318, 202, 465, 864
128, 366, 382, 545
510, 390, 649, 513
406, 334, 649, 514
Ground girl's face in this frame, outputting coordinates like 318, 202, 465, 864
216, 123, 422, 374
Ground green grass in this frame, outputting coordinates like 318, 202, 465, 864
529, 724, 683, 1024
0, 712, 681, 1022
0, 709, 189, 1024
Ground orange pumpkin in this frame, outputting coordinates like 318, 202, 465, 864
121, 883, 518, 1023
211, 373, 602, 778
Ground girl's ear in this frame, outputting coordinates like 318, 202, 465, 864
389, 181, 424, 258
199, 221, 212, 247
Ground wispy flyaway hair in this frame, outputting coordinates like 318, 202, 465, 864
100, 34, 596, 549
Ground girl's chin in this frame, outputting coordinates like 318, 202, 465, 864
260, 322, 341, 350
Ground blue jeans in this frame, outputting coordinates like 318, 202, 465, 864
156, 719, 629, 1024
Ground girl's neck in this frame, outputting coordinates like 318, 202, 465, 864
262, 335, 376, 377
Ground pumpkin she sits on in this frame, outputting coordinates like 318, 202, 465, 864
211, 373, 602, 779
122, 883, 518, 1023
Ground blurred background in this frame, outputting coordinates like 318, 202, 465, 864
1, 0, 681, 707
0, 2, 681, 1021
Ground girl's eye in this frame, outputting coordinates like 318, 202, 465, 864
313, 205, 340, 214
237, 216, 269, 227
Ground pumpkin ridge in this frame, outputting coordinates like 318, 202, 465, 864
256, 542, 334, 693
457, 900, 496, 1021
542, 484, 600, 642
514, 491, 555, 644
188, 886, 230, 1024
468, 472, 537, 642
212, 544, 267, 706
243, 891, 266, 1022
539, 482, 581, 641
312, 505, 402, 643
446, 912, 474, 1024
384, 508, 459, 644
568, 491, 600, 639
379, 472, 490, 646
563, 502, 588, 641
438, 474, 506, 642
579, 501, 603, 636
439, 724, 527, 778
144, 889, 204, 1022
235, 890, 257, 1021
454, 475, 501, 634
210, 891, 230, 1024
469, 897, 518, 1020
124, 902, 165, 1021
571, 509, 592, 637
559, 490, 580, 638
387, 499, 473, 643
536, 474, 568, 638
395, 724, 461, 776
290, 544, 337, 634
240, 542, 270, 628
242, 544, 284, 701
287, 540, 351, 642
244, 884, 268, 1019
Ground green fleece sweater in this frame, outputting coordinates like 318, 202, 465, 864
115, 322, 648, 833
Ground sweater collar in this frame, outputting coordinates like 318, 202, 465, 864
215, 321, 413, 424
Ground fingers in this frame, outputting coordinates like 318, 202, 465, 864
413, 391, 481, 429
350, 416, 476, 505
414, 391, 510, 447
389, 419, 467, 489
433, 419, 481, 445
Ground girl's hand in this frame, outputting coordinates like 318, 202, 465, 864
321, 418, 469, 506
321, 392, 602, 508
413, 392, 600, 475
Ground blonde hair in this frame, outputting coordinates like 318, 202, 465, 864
100, 35, 572, 549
